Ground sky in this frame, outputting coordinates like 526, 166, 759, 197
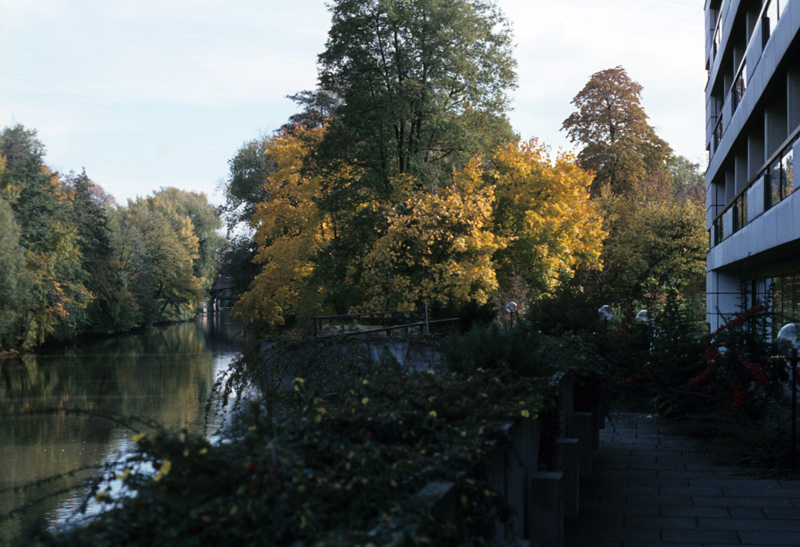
0, 0, 707, 206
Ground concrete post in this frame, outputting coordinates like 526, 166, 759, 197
529, 472, 564, 547
556, 438, 580, 519
569, 412, 593, 478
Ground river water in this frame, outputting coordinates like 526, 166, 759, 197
0, 312, 250, 543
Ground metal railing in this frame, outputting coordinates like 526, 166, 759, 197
312, 311, 458, 336
709, 127, 799, 247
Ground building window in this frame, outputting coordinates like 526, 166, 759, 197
769, 157, 782, 207
767, 147, 794, 209
782, 148, 794, 198
765, 0, 786, 41
714, 112, 724, 150
734, 63, 747, 108
714, 215, 724, 245
733, 192, 748, 232
772, 273, 800, 338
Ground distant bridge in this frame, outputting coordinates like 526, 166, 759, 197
207, 275, 235, 311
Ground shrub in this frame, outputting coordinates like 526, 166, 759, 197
22, 336, 562, 545
690, 304, 786, 419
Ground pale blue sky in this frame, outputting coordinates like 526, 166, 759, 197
0, 0, 706, 205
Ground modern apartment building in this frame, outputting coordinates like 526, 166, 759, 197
705, 0, 800, 332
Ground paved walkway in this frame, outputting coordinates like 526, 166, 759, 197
564, 412, 800, 547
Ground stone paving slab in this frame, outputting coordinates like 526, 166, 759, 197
564, 412, 800, 546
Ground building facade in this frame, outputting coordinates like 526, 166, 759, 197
705, 0, 800, 333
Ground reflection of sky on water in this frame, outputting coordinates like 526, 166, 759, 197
0, 315, 247, 541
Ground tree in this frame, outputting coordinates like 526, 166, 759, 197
357, 159, 504, 311
561, 66, 672, 197
669, 154, 705, 204
233, 126, 334, 326
112, 192, 205, 325
281, 89, 340, 133
318, 0, 517, 189
156, 187, 225, 293
219, 136, 277, 298
0, 125, 92, 347
491, 139, 606, 298
599, 188, 707, 307
311, 0, 517, 313
220, 136, 275, 234
62, 170, 134, 334
0, 187, 28, 349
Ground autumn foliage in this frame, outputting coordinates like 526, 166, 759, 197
234, 128, 605, 326
232, 126, 334, 325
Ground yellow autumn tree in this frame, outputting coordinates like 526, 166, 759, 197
233, 126, 337, 326
357, 157, 505, 311
491, 139, 605, 297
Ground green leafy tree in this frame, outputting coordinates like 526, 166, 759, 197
156, 187, 225, 293
219, 136, 277, 298
318, 0, 517, 188
220, 136, 275, 234
313, 0, 518, 313
561, 66, 672, 198
281, 89, 340, 133
669, 154, 706, 204
112, 192, 205, 325
62, 170, 134, 334
0, 181, 29, 349
600, 191, 707, 307
0, 125, 92, 347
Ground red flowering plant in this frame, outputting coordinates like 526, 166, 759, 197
690, 304, 787, 419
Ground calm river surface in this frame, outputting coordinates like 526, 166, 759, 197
0, 312, 250, 543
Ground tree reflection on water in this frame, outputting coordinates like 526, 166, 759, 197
0, 313, 247, 543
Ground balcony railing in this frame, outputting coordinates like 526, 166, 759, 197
709, 129, 799, 247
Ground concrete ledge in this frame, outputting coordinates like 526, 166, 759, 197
556, 438, 580, 519
530, 472, 564, 547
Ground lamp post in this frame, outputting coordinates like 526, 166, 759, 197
635, 309, 651, 325
777, 323, 800, 469
598, 305, 614, 336
506, 301, 518, 328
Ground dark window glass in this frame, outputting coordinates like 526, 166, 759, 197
782, 148, 794, 198
715, 216, 724, 244
781, 275, 794, 324
714, 113, 724, 149
770, 158, 782, 206
734, 67, 747, 107
741, 192, 748, 227
774, 276, 784, 325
